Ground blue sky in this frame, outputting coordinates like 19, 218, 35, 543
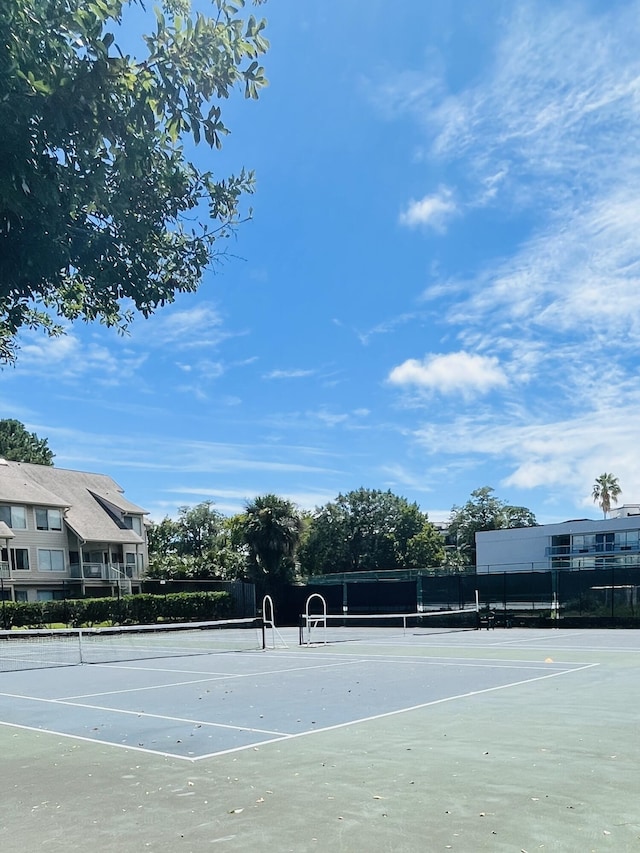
3, 0, 640, 524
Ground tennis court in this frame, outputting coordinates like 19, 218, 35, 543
1, 622, 639, 851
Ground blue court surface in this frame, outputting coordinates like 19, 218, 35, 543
0, 627, 602, 759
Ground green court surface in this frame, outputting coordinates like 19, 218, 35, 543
1, 627, 639, 852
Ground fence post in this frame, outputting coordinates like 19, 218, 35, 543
611, 563, 615, 620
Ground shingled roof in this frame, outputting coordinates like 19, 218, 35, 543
0, 460, 147, 545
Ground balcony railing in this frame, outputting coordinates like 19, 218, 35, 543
69, 562, 142, 581
546, 544, 640, 557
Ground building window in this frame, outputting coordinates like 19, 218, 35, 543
614, 530, 640, 550
14, 589, 28, 602
0, 504, 26, 529
38, 549, 65, 572
35, 508, 63, 531
36, 589, 65, 601
123, 515, 143, 535
125, 553, 136, 577
1, 548, 29, 571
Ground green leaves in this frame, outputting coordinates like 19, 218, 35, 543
0, 0, 269, 363
0, 419, 55, 465
448, 487, 538, 566
299, 489, 445, 575
592, 473, 621, 518
240, 495, 303, 592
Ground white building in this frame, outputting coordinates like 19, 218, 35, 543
475, 505, 640, 573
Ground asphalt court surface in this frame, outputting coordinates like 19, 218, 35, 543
0, 628, 598, 760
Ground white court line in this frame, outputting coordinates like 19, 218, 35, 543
0, 719, 200, 762
191, 662, 600, 761
481, 631, 587, 646
61, 654, 582, 699
89, 656, 366, 678
58, 658, 365, 701
424, 639, 640, 654
0, 661, 599, 763
263, 648, 593, 669
0, 690, 291, 736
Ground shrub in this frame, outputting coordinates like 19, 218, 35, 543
0, 591, 234, 629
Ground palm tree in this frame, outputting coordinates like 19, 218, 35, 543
242, 494, 303, 596
592, 473, 621, 518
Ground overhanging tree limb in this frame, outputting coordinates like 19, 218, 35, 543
0, 0, 269, 363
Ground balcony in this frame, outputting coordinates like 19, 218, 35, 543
69, 562, 142, 581
546, 544, 640, 557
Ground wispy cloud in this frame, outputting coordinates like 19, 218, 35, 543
410, 398, 640, 515
388, 352, 508, 398
356, 312, 425, 346
264, 407, 373, 433
141, 302, 244, 350
375, 3, 640, 509
401, 6, 640, 200
177, 360, 225, 379
264, 368, 315, 380
314, 410, 349, 428
47, 428, 342, 476
10, 331, 148, 384
399, 187, 457, 231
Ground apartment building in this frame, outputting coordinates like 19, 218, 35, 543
0, 459, 148, 601
475, 505, 640, 573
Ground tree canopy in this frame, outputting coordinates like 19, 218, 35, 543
146, 496, 304, 586
0, 418, 54, 464
592, 473, 621, 518
298, 488, 445, 575
448, 487, 537, 566
146, 501, 245, 579
0, 0, 268, 363
240, 494, 303, 595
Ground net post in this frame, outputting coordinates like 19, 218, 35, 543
303, 593, 327, 645
78, 628, 84, 664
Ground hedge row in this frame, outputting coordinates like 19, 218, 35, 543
0, 591, 233, 630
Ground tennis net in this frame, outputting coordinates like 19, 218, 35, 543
0, 617, 265, 672
299, 609, 479, 645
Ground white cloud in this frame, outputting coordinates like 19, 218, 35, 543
408, 398, 640, 519
141, 302, 243, 350
356, 311, 425, 346
264, 368, 314, 380
375, 3, 640, 518
13, 330, 147, 383
399, 187, 457, 230
315, 410, 349, 428
439, 189, 640, 367
388, 352, 508, 397
176, 359, 225, 378
47, 428, 342, 477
